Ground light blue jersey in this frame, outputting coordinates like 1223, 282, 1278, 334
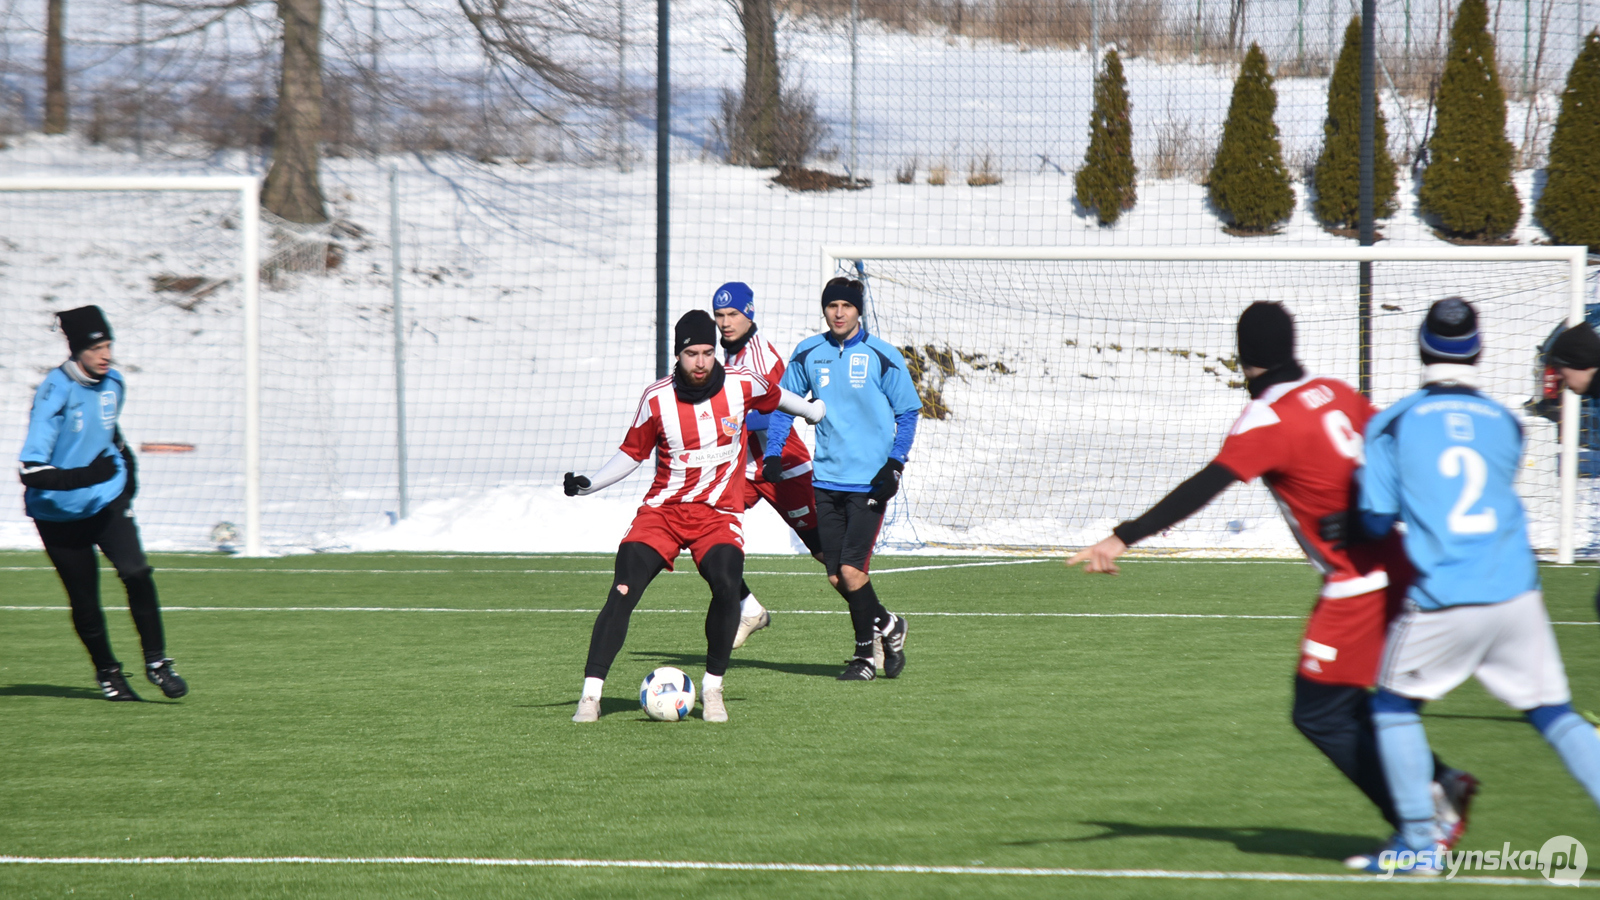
19, 366, 128, 521
1359, 381, 1538, 610
767, 326, 922, 491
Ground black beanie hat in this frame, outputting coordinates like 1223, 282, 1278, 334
1549, 322, 1600, 370
56, 306, 113, 355
821, 277, 864, 314
674, 309, 718, 355
1236, 302, 1295, 369
1419, 297, 1480, 362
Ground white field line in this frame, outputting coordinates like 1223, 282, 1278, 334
0, 605, 1592, 625
0, 559, 1046, 577
0, 855, 1574, 886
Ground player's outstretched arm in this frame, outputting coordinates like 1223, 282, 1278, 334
564, 450, 642, 497
777, 388, 825, 424
1067, 462, 1240, 575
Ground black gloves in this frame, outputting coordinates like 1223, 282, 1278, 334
761, 456, 784, 484
18, 451, 119, 492
563, 472, 591, 497
1318, 510, 1359, 549
867, 458, 904, 506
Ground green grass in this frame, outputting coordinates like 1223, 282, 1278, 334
1, 551, 1596, 898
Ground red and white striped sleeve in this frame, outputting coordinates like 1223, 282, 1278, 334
618, 386, 662, 462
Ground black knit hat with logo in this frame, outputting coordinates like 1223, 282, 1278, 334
674, 309, 718, 355
56, 306, 113, 355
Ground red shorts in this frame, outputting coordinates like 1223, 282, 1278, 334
621, 504, 743, 571
741, 467, 818, 533
1299, 560, 1410, 687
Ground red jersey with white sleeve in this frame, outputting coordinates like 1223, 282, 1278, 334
1212, 376, 1388, 597
619, 366, 781, 512
725, 332, 813, 481
1212, 375, 1406, 687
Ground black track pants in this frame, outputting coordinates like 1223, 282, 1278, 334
34, 499, 163, 670
1292, 675, 1398, 828
583, 542, 745, 680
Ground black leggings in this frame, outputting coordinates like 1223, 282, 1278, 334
583, 542, 744, 680
34, 499, 164, 670
1291, 675, 1450, 828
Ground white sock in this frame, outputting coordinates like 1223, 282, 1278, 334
582, 676, 604, 699
739, 594, 764, 617
702, 673, 723, 693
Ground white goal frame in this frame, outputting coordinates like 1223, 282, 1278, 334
823, 244, 1590, 563
0, 176, 263, 556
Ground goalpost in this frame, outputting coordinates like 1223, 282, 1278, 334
823, 244, 1591, 564
0, 177, 263, 556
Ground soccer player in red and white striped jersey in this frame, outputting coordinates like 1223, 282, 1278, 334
563, 310, 824, 723
712, 282, 825, 648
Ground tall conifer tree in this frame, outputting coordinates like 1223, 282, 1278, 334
1419, 0, 1521, 239
1536, 30, 1600, 250
1314, 17, 1399, 228
1074, 49, 1138, 225
1208, 44, 1295, 232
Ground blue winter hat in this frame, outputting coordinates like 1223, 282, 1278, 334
1419, 297, 1481, 362
712, 282, 755, 321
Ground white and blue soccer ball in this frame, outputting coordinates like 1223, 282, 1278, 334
640, 666, 696, 721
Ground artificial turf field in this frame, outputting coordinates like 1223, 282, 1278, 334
1, 551, 1597, 898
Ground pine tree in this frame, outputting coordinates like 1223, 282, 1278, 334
1419, 0, 1521, 240
1208, 43, 1295, 233
1536, 30, 1600, 250
1313, 17, 1399, 228
1074, 49, 1138, 226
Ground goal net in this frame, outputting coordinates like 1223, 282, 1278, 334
0, 172, 657, 555
0, 178, 266, 553
825, 246, 1592, 561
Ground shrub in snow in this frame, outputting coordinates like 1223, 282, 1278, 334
1207, 43, 1294, 234
1074, 49, 1137, 225
1536, 30, 1600, 251
1419, 0, 1521, 240
1313, 18, 1399, 229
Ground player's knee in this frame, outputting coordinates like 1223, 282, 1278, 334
1526, 703, 1578, 737
117, 565, 153, 584
698, 544, 744, 597
1371, 689, 1422, 726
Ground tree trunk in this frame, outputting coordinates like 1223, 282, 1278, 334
262, 0, 329, 224
43, 0, 67, 134
737, 0, 780, 167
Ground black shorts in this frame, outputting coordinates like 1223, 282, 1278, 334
34, 496, 150, 579
814, 488, 884, 577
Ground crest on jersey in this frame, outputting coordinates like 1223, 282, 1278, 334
721, 416, 741, 437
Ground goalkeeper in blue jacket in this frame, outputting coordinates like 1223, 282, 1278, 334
765, 277, 921, 681
19, 306, 186, 702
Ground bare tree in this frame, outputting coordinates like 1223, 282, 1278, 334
1227, 0, 1247, 50
736, 0, 781, 167
43, 0, 67, 133
261, 0, 327, 223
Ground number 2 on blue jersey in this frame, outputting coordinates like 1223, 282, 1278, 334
1438, 445, 1497, 535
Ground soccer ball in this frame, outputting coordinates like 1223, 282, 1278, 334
640, 667, 696, 721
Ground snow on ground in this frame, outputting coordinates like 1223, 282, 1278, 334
0, 18, 1593, 556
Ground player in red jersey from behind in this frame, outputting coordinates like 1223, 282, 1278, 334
712, 282, 826, 648
1067, 302, 1476, 864
564, 310, 824, 724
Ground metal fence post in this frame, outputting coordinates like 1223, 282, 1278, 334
388, 166, 409, 520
